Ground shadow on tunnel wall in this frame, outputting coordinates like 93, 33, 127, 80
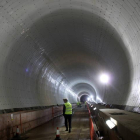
2, 9, 132, 110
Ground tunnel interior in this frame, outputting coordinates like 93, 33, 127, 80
1, 0, 140, 111
80, 95, 89, 103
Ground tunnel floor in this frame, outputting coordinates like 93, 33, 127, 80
25, 105, 90, 140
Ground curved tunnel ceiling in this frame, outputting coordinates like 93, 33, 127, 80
72, 83, 96, 101
0, 0, 139, 109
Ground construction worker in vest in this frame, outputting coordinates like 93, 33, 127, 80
63, 99, 72, 133
77, 102, 79, 107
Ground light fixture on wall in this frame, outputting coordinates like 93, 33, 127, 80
106, 120, 116, 129
93, 107, 96, 110
106, 118, 122, 139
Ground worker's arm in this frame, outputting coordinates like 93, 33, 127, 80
63, 104, 65, 116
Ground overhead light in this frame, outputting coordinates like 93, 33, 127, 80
93, 107, 96, 110
99, 73, 110, 84
106, 120, 116, 129
110, 117, 117, 125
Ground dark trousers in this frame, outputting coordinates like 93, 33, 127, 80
64, 115, 72, 129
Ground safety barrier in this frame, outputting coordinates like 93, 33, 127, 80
0, 104, 77, 140
87, 104, 95, 140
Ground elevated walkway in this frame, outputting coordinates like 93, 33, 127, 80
26, 105, 91, 140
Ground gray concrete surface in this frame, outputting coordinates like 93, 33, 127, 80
100, 109, 140, 140
25, 106, 90, 140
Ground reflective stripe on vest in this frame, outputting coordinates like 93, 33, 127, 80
64, 102, 72, 115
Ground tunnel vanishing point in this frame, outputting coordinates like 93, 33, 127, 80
0, 0, 140, 140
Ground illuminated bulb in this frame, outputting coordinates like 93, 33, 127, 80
100, 73, 110, 84
106, 120, 115, 129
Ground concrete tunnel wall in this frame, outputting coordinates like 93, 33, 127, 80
0, 0, 139, 110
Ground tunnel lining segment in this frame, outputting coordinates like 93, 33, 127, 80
0, 0, 137, 110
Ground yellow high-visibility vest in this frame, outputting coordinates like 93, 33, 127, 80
64, 102, 72, 115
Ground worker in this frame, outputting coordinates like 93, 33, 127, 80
63, 99, 72, 133
77, 102, 79, 107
